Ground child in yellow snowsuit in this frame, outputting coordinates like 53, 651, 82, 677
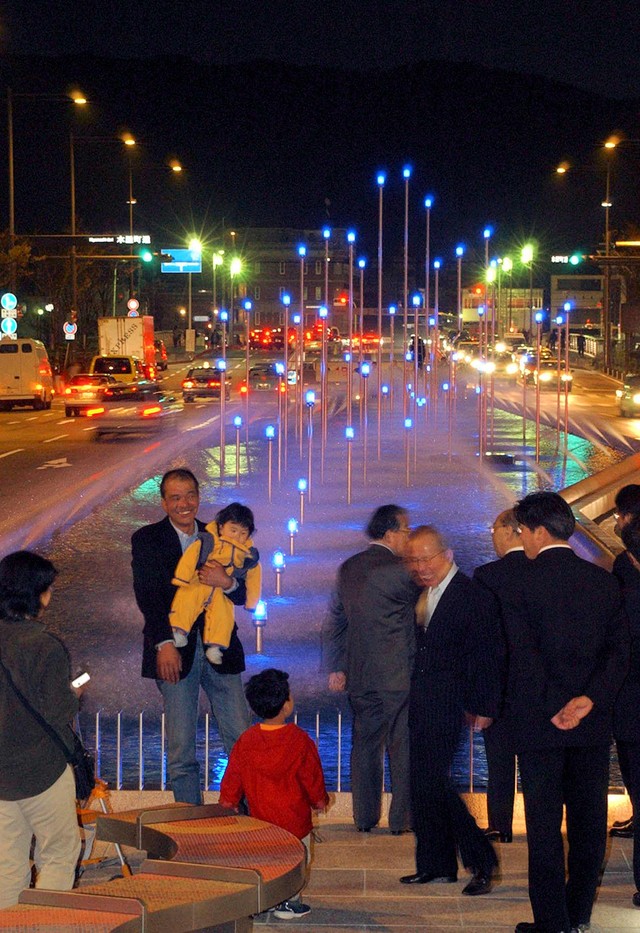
170, 503, 261, 665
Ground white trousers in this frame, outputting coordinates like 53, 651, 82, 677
0, 765, 81, 908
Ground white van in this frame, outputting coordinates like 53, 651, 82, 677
0, 337, 54, 410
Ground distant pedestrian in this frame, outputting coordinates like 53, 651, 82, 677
577, 333, 586, 356
219, 668, 329, 920
548, 329, 557, 352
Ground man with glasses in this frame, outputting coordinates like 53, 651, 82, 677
321, 504, 419, 835
509, 492, 628, 933
400, 525, 502, 896
473, 508, 526, 844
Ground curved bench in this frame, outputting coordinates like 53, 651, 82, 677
0, 803, 306, 932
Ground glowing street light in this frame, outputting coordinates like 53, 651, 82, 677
287, 517, 299, 556
347, 231, 356, 426
402, 165, 411, 418
253, 600, 267, 653
243, 298, 252, 433
297, 245, 307, 457
265, 424, 275, 502
216, 358, 227, 482
297, 477, 307, 524
377, 173, 386, 459
305, 389, 316, 502
345, 425, 355, 505
456, 245, 465, 332
272, 550, 286, 596
233, 415, 242, 486
534, 310, 544, 463
360, 361, 371, 483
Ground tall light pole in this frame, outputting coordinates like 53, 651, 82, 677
602, 138, 616, 371
388, 304, 396, 409
229, 256, 242, 339
456, 245, 465, 332
358, 257, 366, 371
424, 196, 433, 398
281, 293, 291, 472
521, 243, 534, 334
319, 304, 328, 481
347, 231, 356, 427
243, 298, 252, 438
534, 310, 543, 463
188, 237, 202, 334
212, 250, 224, 314
297, 244, 306, 458
502, 256, 513, 333
123, 134, 136, 297
402, 165, 411, 417
7, 88, 87, 292
432, 259, 441, 412
376, 173, 385, 458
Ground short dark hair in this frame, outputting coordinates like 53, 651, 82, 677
216, 502, 256, 537
366, 504, 407, 540
615, 484, 640, 518
514, 492, 575, 541
160, 468, 199, 499
0, 551, 58, 620
621, 516, 640, 561
245, 668, 290, 719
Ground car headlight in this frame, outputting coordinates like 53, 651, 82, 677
506, 363, 518, 375
615, 389, 623, 398
561, 373, 573, 382
539, 371, 552, 382
632, 393, 640, 405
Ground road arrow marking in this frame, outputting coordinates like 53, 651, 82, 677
36, 458, 72, 470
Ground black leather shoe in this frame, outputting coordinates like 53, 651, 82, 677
613, 816, 634, 829
462, 870, 493, 896
515, 923, 570, 932
390, 828, 412, 835
356, 826, 373, 832
633, 890, 640, 908
400, 871, 457, 884
609, 825, 633, 838
484, 828, 513, 843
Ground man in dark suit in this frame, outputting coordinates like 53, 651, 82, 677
131, 468, 250, 805
509, 492, 629, 933
400, 525, 502, 896
613, 517, 640, 908
473, 508, 527, 844
321, 504, 419, 834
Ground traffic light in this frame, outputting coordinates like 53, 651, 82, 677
139, 248, 153, 263
569, 253, 583, 266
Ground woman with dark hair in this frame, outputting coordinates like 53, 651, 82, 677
0, 550, 81, 908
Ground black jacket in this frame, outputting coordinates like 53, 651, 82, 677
321, 543, 419, 694
612, 550, 640, 743
502, 546, 629, 750
409, 570, 504, 736
132, 516, 247, 679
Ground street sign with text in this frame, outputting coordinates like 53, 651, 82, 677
161, 248, 202, 274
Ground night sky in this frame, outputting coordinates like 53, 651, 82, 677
3, 0, 640, 100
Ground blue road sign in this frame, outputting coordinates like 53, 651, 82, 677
1, 317, 17, 336
161, 248, 202, 274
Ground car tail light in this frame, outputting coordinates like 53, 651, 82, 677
240, 384, 248, 395
207, 380, 220, 388
64, 387, 72, 395
141, 405, 162, 417
86, 407, 105, 417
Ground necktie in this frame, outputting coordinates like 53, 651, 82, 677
416, 589, 429, 628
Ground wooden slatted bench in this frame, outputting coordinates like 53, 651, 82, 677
0, 803, 306, 932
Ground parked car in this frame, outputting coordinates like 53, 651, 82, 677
617, 374, 640, 417
182, 366, 231, 402
86, 381, 181, 437
248, 364, 280, 390
63, 373, 117, 416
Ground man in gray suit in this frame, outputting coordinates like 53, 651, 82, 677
321, 505, 419, 834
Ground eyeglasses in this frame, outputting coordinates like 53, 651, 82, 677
408, 549, 445, 565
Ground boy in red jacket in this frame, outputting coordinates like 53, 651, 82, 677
219, 668, 328, 919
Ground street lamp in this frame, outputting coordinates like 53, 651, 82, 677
432, 259, 441, 410
305, 389, 316, 501
456, 245, 465, 332
281, 293, 291, 471
377, 172, 386, 459
358, 258, 366, 371
212, 250, 224, 313
219, 309, 228, 362
345, 426, 355, 505
534, 310, 544, 463
297, 477, 307, 524
521, 243, 534, 333
265, 424, 276, 502
502, 256, 513, 332
424, 195, 434, 398
347, 231, 356, 426
287, 517, 299, 556
216, 358, 227, 481
230, 256, 242, 335
272, 550, 286, 596
297, 245, 307, 457
233, 415, 242, 486
402, 165, 411, 417
187, 237, 202, 334
7, 88, 87, 293
360, 361, 370, 483
243, 298, 252, 433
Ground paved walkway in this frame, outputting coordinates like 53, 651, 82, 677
81, 804, 638, 931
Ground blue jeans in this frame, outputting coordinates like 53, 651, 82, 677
157, 634, 251, 804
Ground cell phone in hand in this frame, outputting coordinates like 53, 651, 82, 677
71, 672, 90, 689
